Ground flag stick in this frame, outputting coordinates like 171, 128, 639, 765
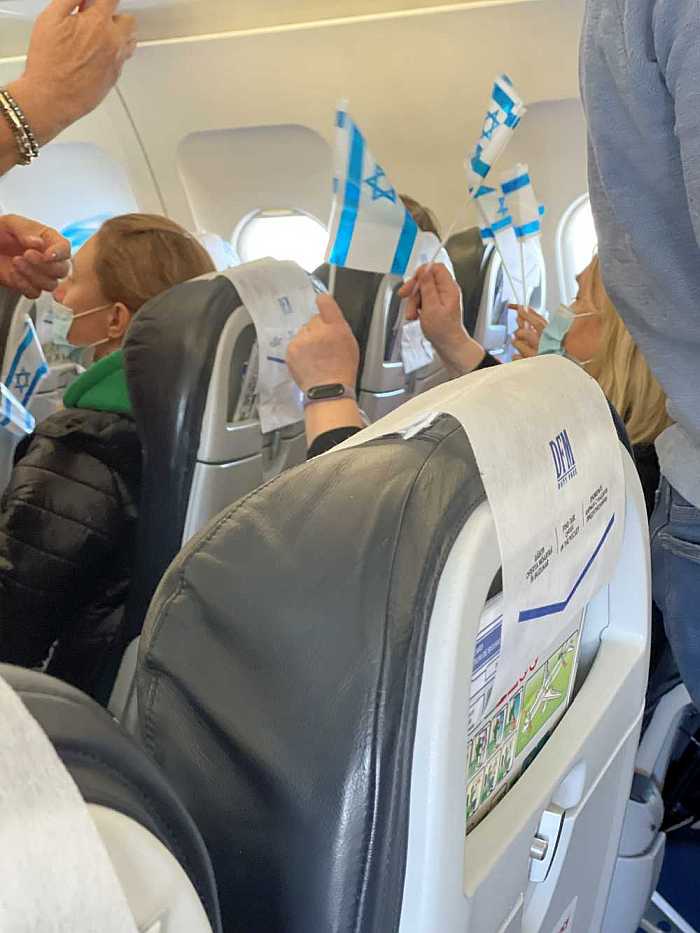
519, 240, 528, 308
328, 263, 337, 297
473, 197, 519, 299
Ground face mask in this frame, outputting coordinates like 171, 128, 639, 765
50, 300, 112, 350
537, 304, 597, 364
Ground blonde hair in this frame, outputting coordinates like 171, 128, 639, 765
94, 213, 215, 314
584, 257, 671, 445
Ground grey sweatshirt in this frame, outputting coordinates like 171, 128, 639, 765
580, 0, 700, 508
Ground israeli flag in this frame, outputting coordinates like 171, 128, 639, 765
0, 382, 35, 437
465, 75, 526, 191
326, 105, 420, 276
501, 164, 542, 240
474, 185, 513, 243
2, 316, 49, 421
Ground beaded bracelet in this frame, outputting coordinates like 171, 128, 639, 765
0, 89, 39, 165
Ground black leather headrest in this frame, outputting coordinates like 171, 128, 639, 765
0, 664, 222, 933
314, 264, 384, 384
137, 414, 487, 933
123, 276, 243, 642
445, 227, 490, 335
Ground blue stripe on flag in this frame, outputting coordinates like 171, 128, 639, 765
391, 212, 418, 276
336, 110, 346, 128
329, 123, 364, 267
480, 226, 494, 239
539, 204, 546, 217
514, 220, 541, 238
502, 173, 530, 195
5, 326, 34, 389
492, 215, 513, 233
518, 515, 615, 623
505, 113, 520, 129
474, 185, 495, 199
22, 362, 48, 408
492, 82, 516, 113
471, 154, 491, 179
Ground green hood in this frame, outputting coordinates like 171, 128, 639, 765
63, 350, 132, 415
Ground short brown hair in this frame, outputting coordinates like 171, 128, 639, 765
400, 195, 441, 238
94, 213, 215, 313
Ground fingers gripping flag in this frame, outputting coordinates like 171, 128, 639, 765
474, 185, 513, 244
326, 105, 420, 276
500, 164, 542, 240
466, 75, 526, 191
2, 316, 48, 421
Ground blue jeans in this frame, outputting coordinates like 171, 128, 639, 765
650, 479, 700, 711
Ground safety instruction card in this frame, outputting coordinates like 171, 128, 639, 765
466, 596, 583, 832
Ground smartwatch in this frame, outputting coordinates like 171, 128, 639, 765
303, 384, 357, 409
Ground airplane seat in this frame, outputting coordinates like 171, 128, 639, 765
445, 226, 491, 336
133, 358, 650, 933
108, 270, 310, 716
0, 664, 221, 933
314, 263, 450, 421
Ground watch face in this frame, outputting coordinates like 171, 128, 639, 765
308, 384, 345, 401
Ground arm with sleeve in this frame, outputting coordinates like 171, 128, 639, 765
307, 350, 502, 459
654, 0, 700, 249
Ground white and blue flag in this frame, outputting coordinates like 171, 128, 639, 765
500, 164, 542, 240
465, 75, 526, 191
0, 382, 35, 437
2, 316, 48, 421
474, 185, 513, 244
326, 105, 420, 276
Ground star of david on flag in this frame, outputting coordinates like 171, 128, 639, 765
474, 185, 514, 243
0, 382, 35, 438
465, 74, 526, 191
500, 163, 543, 240
1, 315, 48, 432
326, 104, 420, 276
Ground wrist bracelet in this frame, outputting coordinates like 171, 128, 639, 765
0, 89, 39, 166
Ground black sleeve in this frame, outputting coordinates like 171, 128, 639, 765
0, 435, 129, 667
475, 351, 501, 370
307, 426, 363, 459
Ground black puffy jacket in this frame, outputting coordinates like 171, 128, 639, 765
0, 400, 141, 700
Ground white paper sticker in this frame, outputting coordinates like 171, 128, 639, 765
224, 260, 316, 434
551, 897, 577, 933
332, 356, 625, 719
401, 319, 434, 374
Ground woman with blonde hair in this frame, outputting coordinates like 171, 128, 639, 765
0, 213, 215, 698
513, 255, 670, 517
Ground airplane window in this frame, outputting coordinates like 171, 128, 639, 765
234, 209, 328, 272
556, 194, 598, 306
61, 214, 115, 251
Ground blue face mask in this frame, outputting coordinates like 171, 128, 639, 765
538, 305, 576, 357
537, 304, 598, 364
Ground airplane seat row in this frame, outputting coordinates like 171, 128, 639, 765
0, 663, 221, 932
126, 357, 651, 933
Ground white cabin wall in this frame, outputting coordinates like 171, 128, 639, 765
117, 0, 585, 250
0, 0, 586, 304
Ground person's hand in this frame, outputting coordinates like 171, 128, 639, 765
0, 215, 71, 298
287, 294, 359, 392
9, 0, 136, 144
511, 304, 547, 359
399, 264, 485, 376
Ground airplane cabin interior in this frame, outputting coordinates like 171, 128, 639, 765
0, 1, 698, 931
